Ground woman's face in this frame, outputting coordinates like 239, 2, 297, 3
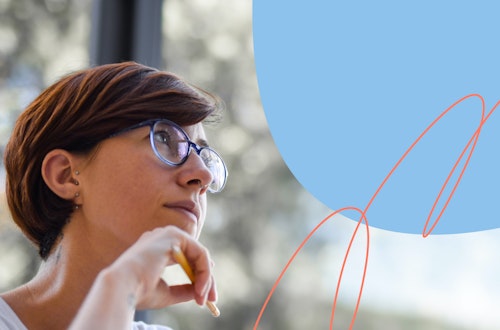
74, 122, 213, 252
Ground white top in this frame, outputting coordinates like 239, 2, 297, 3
0, 297, 173, 330
0, 298, 27, 330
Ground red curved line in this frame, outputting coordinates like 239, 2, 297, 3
421, 96, 486, 235
485, 99, 500, 122
253, 206, 357, 330
364, 93, 484, 215
330, 209, 369, 330
422, 96, 500, 234
254, 93, 497, 329
423, 124, 482, 236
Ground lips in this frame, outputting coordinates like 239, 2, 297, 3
164, 200, 200, 223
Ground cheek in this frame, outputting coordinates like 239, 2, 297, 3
87, 143, 159, 202
82, 173, 165, 247
83, 157, 157, 223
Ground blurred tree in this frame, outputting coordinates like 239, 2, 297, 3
0, 0, 92, 291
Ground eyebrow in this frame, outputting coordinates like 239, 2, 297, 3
195, 138, 210, 148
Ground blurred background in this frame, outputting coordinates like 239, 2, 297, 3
1, 1, 499, 329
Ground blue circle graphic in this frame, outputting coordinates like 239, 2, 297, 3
253, 1, 500, 234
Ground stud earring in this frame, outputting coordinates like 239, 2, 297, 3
73, 170, 80, 185
75, 192, 80, 198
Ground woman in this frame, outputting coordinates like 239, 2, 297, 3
0, 61, 227, 329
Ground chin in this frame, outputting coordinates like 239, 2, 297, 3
175, 222, 198, 237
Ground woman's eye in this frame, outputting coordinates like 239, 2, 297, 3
154, 131, 170, 144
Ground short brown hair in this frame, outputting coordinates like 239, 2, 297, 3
4, 61, 221, 259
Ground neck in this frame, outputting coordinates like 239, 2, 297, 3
2, 219, 117, 330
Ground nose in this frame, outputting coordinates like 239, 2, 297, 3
178, 151, 213, 192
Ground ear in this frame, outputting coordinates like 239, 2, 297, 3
41, 149, 80, 200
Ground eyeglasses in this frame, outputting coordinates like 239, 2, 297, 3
109, 119, 228, 193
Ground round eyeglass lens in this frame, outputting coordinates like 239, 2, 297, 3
151, 120, 227, 192
200, 148, 227, 192
152, 122, 189, 164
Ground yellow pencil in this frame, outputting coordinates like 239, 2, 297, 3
171, 245, 220, 317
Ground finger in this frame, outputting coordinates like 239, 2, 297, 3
138, 281, 197, 310
163, 284, 196, 304
208, 274, 217, 302
175, 243, 212, 304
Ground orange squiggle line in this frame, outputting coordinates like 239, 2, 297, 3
251, 206, 369, 330
253, 93, 498, 329
330, 208, 369, 330
423, 98, 500, 236
364, 93, 485, 217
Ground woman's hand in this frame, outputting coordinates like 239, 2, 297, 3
69, 225, 217, 329
110, 225, 217, 309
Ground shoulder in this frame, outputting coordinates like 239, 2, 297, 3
132, 320, 174, 330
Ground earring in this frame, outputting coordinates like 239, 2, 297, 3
73, 170, 80, 185
73, 191, 81, 210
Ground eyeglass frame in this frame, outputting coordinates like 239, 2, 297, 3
108, 118, 228, 193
